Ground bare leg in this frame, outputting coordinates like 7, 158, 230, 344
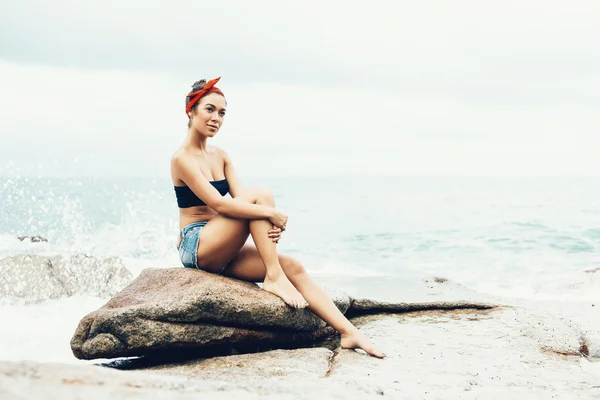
196, 186, 383, 357
196, 187, 306, 308
225, 246, 386, 359
289, 268, 385, 358
247, 190, 307, 309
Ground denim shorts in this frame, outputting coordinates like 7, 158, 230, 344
177, 221, 228, 274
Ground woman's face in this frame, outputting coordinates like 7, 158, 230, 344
189, 92, 227, 137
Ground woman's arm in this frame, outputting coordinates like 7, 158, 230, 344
172, 153, 274, 220
221, 148, 288, 231
220, 148, 245, 198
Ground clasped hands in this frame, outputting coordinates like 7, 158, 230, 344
268, 209, 288, 244
268, 224, 284, 243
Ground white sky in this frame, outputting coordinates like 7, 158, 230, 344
1, 0, 599, 178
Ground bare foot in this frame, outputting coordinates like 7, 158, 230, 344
340, 329, 386, 359
263, 273, 308, 309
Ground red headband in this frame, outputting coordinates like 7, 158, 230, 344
185, 77, 224, 115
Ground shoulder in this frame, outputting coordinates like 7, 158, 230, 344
210, 145, 232, 163
170, 147, 184, 164
171, 147, 193, 169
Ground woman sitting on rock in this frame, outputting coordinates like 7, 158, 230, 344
171, 77, 385, 359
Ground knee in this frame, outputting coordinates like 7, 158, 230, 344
281, 256, 306, 278
249, 186, 275, 206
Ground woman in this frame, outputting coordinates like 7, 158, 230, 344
171, 77, 385, 359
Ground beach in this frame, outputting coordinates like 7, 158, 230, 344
1, 176, 599, 398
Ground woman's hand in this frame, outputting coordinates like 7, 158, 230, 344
269, 210, 288, 231
268, 225, 283, 243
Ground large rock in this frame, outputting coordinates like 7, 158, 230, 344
97, 267, 351, 331
71, 268, 496, 360
70, 268, 350, 359
0, 254, 132, 304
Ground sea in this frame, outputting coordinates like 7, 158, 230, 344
1, 175, 599, 365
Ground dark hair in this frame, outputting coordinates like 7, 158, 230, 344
186, 79, 207, 128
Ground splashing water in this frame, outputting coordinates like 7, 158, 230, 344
0, 175, 599, 301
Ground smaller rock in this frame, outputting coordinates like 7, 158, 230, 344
17, 235, 48, 243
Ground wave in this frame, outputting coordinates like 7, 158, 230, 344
0, 254, 133, 305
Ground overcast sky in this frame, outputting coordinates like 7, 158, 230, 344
1, 0, 599, 178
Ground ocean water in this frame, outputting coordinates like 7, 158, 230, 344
1, 176, 600, 364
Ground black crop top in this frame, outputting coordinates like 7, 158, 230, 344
174, 179, 230, 208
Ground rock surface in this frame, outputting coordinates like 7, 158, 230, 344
137, 347, 334, 380
0, 353, 361, 400
320, 307, 600, 398
4, 304, 600, 399
0, 254, 132, 304
4, 267, 600, 398
100, 305, 600, 398
70, 268, 497, 360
